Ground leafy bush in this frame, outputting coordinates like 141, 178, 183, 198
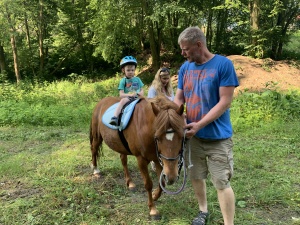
0, 78, 120, 127
231, 89, 300, 131
1, 78, 299, 129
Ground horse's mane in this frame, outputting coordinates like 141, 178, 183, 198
150, 95, 184, 138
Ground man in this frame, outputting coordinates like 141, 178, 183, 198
174, 26, 239, 225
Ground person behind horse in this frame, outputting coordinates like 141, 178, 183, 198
147, 67, 175, 171
109, 56, 145, 126
147, 67, 174, 101
174, 26, 239, 225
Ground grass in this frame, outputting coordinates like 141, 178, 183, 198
1, 122, 299, 224
0, 78, 300, 224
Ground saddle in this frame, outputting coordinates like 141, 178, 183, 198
102, 98, 141, 131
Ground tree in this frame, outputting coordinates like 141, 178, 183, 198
0, 44, 6, 75
249, 0, 261, 57
269, 0, 300, 59
2, 1, 21, 83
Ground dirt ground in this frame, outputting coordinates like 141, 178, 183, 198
227, 55, 300, 94
170, 55, 300, 94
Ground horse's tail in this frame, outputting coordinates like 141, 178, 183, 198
89, 117, 103, 161
89, 119, 93, 146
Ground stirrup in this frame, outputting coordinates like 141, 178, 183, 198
109, 116, 118, 126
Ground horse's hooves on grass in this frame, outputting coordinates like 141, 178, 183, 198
149, 214, 161, 221
128, 186, 137, 192
92, 173, 101, 180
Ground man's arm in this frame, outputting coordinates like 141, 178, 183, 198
174, 88, 185, 106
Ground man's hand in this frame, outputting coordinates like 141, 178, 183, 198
184, 122, 200, 139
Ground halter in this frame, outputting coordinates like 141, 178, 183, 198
154, 129, 188, 195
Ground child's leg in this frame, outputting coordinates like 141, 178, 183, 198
113, 98, 130, 117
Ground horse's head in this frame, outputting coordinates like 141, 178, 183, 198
151, 96, 185, 185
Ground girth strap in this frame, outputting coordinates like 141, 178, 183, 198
117, 97, 138, 154
118, 129, 132, 154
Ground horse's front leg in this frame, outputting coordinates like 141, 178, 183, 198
137, 157, 161, 219
152, 161, 163, 201
120, 154, 136, 191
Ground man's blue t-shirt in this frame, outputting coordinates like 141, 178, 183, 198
118, 77, 144, 94
178, 54, 239, 140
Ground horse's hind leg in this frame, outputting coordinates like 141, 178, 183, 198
90, 132, 103, 177
120, 154, 136, 191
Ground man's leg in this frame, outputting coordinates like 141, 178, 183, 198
192, 179, 208, 213
217, 187, 235, 225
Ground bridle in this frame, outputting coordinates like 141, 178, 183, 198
154, 129, 188, 195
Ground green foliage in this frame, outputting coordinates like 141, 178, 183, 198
282, 31, 300, 61
231, 84, 300, 131
0, 78, 120, 127
1, 77, 300, 132
1, 0, 299, 81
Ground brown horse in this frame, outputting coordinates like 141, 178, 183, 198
89, 95, 185, 218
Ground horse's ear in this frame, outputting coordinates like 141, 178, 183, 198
176, 104, 184, 115
151, 102, 160, 116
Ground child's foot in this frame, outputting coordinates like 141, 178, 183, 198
109, 116, 118, 126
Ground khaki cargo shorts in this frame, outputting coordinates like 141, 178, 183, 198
185, 136, 234, 190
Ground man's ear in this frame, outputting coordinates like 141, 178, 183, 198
196, 41, 202, 48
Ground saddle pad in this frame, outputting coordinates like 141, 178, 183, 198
102, 99, 141, 130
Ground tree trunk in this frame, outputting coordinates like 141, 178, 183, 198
168, 11, 180, 52
142, 0, 160, 71
148, 21, 161, 71
24, 6, 37, 77
249, 0, 260, 57
206, 10, 213, 49
38, 0, 45, 77
250, 0, 260, 30
0, 44, 6, 74
215, 9, 227, 52
10, 35, 21, 83
270, 0, 298, 59
5, 5, 21, 83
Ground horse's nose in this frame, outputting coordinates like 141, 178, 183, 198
163, 174, 176, 185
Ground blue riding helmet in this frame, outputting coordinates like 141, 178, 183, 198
120, 56, 137, 68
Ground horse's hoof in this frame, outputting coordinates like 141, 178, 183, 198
149, 214, 161, 221
128, 186, 137, 192
92, 173, 101, 180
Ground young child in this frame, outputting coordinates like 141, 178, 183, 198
147, 67, 174, 101
109, 56, 144, 126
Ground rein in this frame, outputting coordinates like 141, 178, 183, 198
154, 129, 190, 195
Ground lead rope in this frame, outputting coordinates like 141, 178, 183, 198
159, 129, 193, 195
186, 135, 194, 169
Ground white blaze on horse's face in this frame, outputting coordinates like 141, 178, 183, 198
165, 129, 174, 141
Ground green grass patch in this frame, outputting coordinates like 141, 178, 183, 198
0, 79, 300, 224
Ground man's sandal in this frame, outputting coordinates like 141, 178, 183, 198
192, 211, 209, 225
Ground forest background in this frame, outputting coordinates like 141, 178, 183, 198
1, 0, 300, 224
0, 0, 299, 84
